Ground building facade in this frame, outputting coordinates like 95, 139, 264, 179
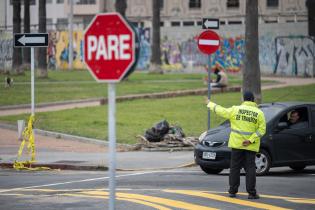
0, 0, 313, 77
0, 0, 308, 30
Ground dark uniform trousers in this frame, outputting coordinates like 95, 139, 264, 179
229, 148, 257, 195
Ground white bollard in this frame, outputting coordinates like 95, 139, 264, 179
17, 120, 25, 141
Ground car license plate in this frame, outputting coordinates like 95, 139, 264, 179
202, 152, 216, 160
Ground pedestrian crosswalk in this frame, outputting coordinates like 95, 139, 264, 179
1, 188, 314, 210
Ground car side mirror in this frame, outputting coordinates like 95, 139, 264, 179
277, 122, 289, 130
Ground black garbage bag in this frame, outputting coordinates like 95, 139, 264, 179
169, 125, 185, 139
144, 120, 170, 142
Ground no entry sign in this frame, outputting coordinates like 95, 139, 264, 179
197, 30, 220, 55
84, 13, 136, 82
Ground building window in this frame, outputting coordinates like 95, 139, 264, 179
228, 20, 242, 25
160, 0, 164, 9
264, 19, 278, 24
10, 0, 36, 5
183, 21, 194, 26
227, 0, 239, 8
267, 0, 279, 8
56, 0, 64, 3
171, 21, 181, 27
46, 0, 53, 3
160, 21, 164, 27
76, 0, 96, 4
189, 0, 201, 9
56, 18, 68, 30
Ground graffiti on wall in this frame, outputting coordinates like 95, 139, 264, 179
0, 32, 13, 71
213, 36, 245, 72
1, 29, 313, 77
275, 36, 314, 76
139, 35, 246, 72
48, 31, 84, 69
136, 27, 151, 70
259, 32, 276, 68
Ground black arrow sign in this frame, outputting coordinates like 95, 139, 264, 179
14, 33, 48, 47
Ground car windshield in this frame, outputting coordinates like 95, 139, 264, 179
259, 105, 283, 122
219, 104, 284, 126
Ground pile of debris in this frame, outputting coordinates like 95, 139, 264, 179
136, 120, 199, 151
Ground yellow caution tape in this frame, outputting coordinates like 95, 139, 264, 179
13, 115, 51, 171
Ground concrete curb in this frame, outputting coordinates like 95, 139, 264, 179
0, 123, 134, 149
0, 123, 196, 152
0, 86, 241, 111
0, 98, 102, 110
0, 162, 108, 171
116, 162, 197, 172
0, 162, 197, 171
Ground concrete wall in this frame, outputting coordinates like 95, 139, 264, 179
1, 22, 313, 77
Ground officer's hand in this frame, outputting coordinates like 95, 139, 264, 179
204, 97, 210, 104
242, 140, 251, 146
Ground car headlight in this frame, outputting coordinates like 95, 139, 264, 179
198, 131, 207, 143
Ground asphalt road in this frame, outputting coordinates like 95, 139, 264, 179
0, 166, 315, 210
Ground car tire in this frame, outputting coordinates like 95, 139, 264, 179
200, 166, 224, 175
289, 165, 306, 171
255, 149, 271, 176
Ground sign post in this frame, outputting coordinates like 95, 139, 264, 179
14, 33, 49, 116
197, 30, 220, 130
84, 13, 136, 210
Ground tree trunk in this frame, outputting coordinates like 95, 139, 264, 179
115, 0, 127, 17
38, 0, 47, 78
306, 0, 315, 37
243, 0, 261, 103
23, 0, 31, 70
12, 0, 22, 74
150, 0, 163, 74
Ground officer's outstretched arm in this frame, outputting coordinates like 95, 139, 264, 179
207, 101, 233, 119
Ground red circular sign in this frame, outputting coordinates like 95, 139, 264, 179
84, 13, 136, 82
197, 30, 220, 54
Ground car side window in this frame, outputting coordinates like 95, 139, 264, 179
311, 106, 315, 128
279, 107, 309, 129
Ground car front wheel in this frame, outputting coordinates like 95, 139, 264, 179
200, 166, 224, 175
255, 149, 271, 176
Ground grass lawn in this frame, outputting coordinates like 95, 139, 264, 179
0, 84, 314, 145
0, 70, 273, 106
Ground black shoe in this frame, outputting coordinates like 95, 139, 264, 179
248, 194, 260, 199
229, 193, 236, 198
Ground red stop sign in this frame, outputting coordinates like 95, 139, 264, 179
197, 30, 220, 54
84, 13, 136, 82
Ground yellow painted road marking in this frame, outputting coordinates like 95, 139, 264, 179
81, 190, 218, 210
61, 193, 171, 210
286, 198, 315, 204
2, 188, 314, 208
236, 192, 315, 205
165, 190, 291, 210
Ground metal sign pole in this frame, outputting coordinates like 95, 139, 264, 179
31, 47, 35, 116
108, 83, 116, 210
207, 54, 211, 130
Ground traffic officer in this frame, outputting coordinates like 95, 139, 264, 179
206, 91, 266, 199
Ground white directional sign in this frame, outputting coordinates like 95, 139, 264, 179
202, 18, 219, 29
14, 33, 48, 47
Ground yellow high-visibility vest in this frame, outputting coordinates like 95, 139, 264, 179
207, 101, 266, 152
